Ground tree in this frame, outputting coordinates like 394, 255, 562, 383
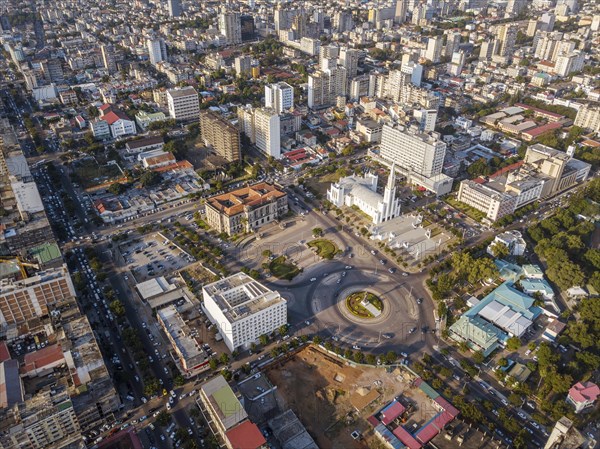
278, 324, 289, 337
385, 351, 398, 364
312, 335, 322, 345
490, 242, 510, 259
174, 375, 185, 386
366, 354, 377, 365
311, 227, 323, 237
353, 351, 364, 363
140, 171, 161, 187
472, 350, 485, 364
219, 353, 230, 365
209, 358, 218, 370
155, 411, 171, 426
506, 336, 521, 351
259, 334, 269, 346
109, 299, 125, 316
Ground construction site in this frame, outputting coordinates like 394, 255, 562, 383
260, 345, 415, 449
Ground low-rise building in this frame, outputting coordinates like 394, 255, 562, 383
135, 110, 167, 130
205, 183, 288, 236
457, 179, 517, 222
125, 136, 164, 154
167, 87, 200, 121
203, 273, 287, 351
567, 381, 600, 414
487, 230, 526, 256
157, 305, 210, 374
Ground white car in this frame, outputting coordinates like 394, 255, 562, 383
310, 277, 317, 282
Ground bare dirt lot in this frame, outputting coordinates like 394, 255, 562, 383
266, 346, 413, 449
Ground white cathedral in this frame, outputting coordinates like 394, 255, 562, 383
327, 163, 402, 225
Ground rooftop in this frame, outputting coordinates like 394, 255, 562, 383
200, 375, 247, 431
206, 182, 286, 217
157, 305, 208, 369
203, 273, 285, 323
167, 86, 198, 98
225, 420, 266, 449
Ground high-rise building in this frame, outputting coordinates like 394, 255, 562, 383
506, 0, 526, 15
554, 51, 584, 77
167, 0, 182, 17
100, 44, 117, 74
265, 82, 294, 113
333, 10, 354, 32
495, 23, 518, 60
400, 60, 423, 86
444, 31, 462, 58
240, 15, 256, 42
218, 11, 241, 44
338, 47, 360, 79
350, 75, 370, 100
254, 108, 281, 159
380, 124, 446, 179
574, 105, 600, 133
147, 37, 167, 65
199, 111, 241, 162
394, 0, 407, 23
39, 59, 64, 83
425, 36, 443, 63
414, 109, 438, 132
203, 273, 287, 351
234, 55, 253, 76
308, 71, 329, 109
167, 87, 200, 121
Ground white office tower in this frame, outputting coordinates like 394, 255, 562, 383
339, 47, 360, 79
401, 60, 423, 86
147, 37, 167, 65
380, 124, 446, 179
265, 82, 294, 113
414, 109, 438, 132
254, 108, 281, 159
203, 273, 287, 351
167, 0, 182, 17
167, 87, 200, 121
218, 11, 241, 44
394, 0, 407, 23
425, 36, 443, 63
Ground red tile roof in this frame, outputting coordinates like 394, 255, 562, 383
568, 381, 600, 404
392, 425, 422, 449
225, 421, 266, 449
102, 110, 130, 125
0, 342, 10, 363
23, 344, 64, 374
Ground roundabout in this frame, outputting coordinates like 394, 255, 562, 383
339, 288, 390, 324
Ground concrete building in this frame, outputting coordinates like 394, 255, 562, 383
327, 164, 401, 225
234, 55, 253, 76
199, 111, 241, 162
157, 305, 210, 374
380, 123, 446, 179
543, 416, 585, 449
198, 375, 264, 449
265, 82, 294, 114
0, 389, 83, 449
308, 67, 347, 109
203, 273, 287, 351
147, 37, 167, 65
0, 265, 75, 327
167, 87, 200, 121
425, 36, 443, 63
100, 44, 117, 74
167, 0, 182, 17
204, 182, 288, 236
457, 179, 517, 222
574, 104, 600, 133
254, 108, 280, 159
219, 12, 242, 45
414, 109, 437, 132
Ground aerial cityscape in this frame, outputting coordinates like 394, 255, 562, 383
0, 0, 599, 448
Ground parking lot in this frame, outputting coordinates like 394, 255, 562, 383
119, 233, 194, 282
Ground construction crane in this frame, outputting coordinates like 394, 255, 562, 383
0, 256, 39, 279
